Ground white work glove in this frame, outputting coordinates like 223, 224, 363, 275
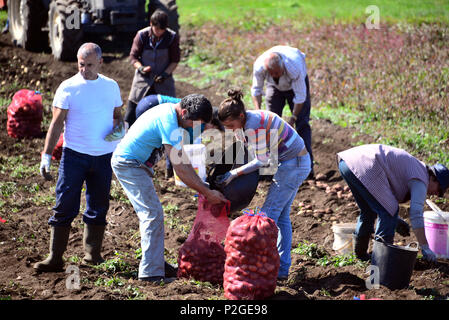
215, 169, 238, 188
105, 121, 125, 141
421, 244, 437, 262
40, 153, 53, 181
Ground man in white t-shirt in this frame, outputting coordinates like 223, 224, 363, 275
35, 43, 124, 272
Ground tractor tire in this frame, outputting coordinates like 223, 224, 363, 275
7, 0, 47, 51
48, 0, 83, 61
148, 0, 180, 33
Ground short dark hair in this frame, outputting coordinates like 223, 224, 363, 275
180, 94, 213, 123
150, 9, 168, 29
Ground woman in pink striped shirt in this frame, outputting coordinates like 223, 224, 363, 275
337, 144, 449, 262
216, 88, 311, 280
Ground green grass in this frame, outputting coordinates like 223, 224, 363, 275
177, 0, 449, 26
0, 10, 6, 28
292, 241, 368, 269
176, 4, 449, 167
312, 104, 449, 164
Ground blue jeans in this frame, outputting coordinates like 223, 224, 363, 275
111, 155, 165, 278
338, 160, 398, 243
261, 153, 311, 277
49, 148, 113, 227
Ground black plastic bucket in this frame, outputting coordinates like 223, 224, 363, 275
207, 141, 259, 213
371, 237, 418, 290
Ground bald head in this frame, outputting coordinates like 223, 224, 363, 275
77, 42, 102, 60
264, 52, 284, 78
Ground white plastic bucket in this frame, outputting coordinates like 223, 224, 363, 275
174, 144, 207, 187
332, 223, 356, 255
423, 211, 449, 259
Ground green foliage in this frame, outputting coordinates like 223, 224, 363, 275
0, 155, 39, 179
293, 241, 368, 269
0, 10, 6, 29
109, 180, 131, 204
163, 204, 179, 215
292, 241, 327, 259
177, 0, 449, 26
317, 253, 367, 268
93, 251, 133, 274
180, 20, 449, 167
95, 276, 125, 288
0, 182, 17, 198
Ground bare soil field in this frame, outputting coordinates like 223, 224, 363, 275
1, 31, 448, 302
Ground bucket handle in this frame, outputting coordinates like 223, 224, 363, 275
406, 242, 419, 249
376, 235, 419, 249
373, 235, 387, 244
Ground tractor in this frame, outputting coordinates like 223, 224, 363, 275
7, 0, 179, 61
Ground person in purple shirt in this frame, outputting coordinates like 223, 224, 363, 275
337, 144, 449, 262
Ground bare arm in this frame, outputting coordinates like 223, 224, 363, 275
42, 107, 67, 155
252, 95, 262, 110
113, 106, 123, 127
288, 102, 304, 126
413, 228, 428, 246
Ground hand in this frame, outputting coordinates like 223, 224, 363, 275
288, 115, 297, 127
40, 153, 53, 181
395, 218, 410, 237
215, 170, 237, 188
205, 189, 228, 205
421, 244, 437, 262
154, 71, 170, 83
138, 65, 151, 76
105, 121, 125, 141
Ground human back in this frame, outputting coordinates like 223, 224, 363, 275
244, 109, 304, 163
114, 103, 182, 163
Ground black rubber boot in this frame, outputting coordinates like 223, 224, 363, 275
165, 261, 178, 278
34, 226, 71, 272
82, 224, 106, 265
352, 233, 371, 261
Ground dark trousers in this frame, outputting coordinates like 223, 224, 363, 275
49, 148, 113, 227
266, 75, 313, 170
338, 160, 398, 243
125, 86, 157, 127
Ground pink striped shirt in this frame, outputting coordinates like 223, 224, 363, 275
337, 144, 429, 216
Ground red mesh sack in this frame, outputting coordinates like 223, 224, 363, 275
177, 194, 230, 284
7, 89, 43, 139
223, 208, 280, 300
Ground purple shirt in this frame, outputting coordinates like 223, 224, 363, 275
337, 144, 429, 216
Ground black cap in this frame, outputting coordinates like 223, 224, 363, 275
430, 163, 449, 197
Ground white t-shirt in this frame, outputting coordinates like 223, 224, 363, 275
53, 73, 123, 156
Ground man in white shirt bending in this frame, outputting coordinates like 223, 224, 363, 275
251, 45, 314, 178
35, 43, 125, 272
